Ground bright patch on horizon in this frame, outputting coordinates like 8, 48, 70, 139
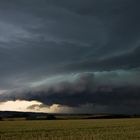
0, 100, 71, 113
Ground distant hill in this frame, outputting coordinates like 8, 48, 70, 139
0, 111, 139, 120
0, 111, 48, 118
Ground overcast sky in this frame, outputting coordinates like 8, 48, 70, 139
0, 0, 140, 114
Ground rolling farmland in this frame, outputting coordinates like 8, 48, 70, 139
0, 118, 140, 140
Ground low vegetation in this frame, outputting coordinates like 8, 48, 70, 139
0, 118, 140, 140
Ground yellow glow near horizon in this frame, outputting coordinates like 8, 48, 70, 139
0, 100, 41, 112
0, 100, 71, 113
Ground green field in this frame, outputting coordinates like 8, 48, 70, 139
0, 119, 140, 140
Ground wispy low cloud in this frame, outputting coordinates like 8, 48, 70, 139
0, 100, 100, 113
0, 100, 42, 112
0, 100, 72, 113
0, 69, 140, 114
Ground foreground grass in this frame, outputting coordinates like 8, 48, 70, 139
0, 118, 140, 140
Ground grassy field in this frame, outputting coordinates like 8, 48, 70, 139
0, 118, 140, 140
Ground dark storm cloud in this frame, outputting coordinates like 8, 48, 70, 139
1, 70, 140, 113
65, 45, 140, 71
0, 0, 140, 113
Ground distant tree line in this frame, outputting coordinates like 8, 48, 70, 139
26, 114, 56, 120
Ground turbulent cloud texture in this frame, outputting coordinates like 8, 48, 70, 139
0, 0, 140, 113
1, 70, 140, 113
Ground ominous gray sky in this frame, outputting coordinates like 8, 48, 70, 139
0, 0, 140, 114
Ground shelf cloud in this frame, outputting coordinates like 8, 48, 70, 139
0, 0, 140, 113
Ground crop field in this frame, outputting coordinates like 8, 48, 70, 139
0, 118, 140, 140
